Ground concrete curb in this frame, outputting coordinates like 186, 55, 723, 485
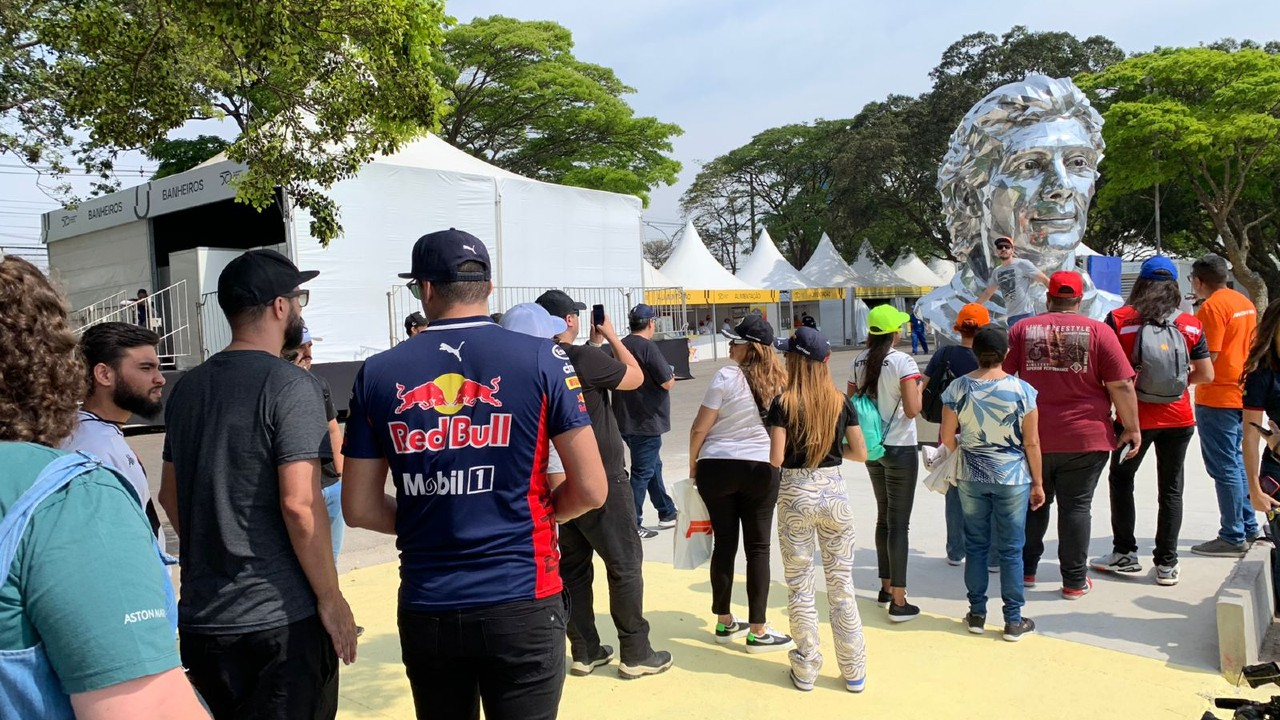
1217, 542, 1276, 680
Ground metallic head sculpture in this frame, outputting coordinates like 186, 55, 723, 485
920, 74, 1119, 340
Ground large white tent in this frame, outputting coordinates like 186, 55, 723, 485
659, 221, 757, 291
735, 229, 812, 289
800, 233, 860, 287
643, 259, 679, 288
891, 252, 947, 287
929, 257, 957, 283
851, 239, 915, 290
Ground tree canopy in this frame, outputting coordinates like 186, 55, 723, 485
1079, 46, 1280, 306
2, 0, 449, 244
439, 15, 682, 205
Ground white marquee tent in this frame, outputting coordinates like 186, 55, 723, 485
852, 239, 915, 290
929, 257, 958, 283
800, 233, 860, 287
659, 221, 757, 291
735, 229, 812, 289
891, 252, 947, 287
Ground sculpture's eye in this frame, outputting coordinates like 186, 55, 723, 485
1020, 159, 1041, 171
1068, 156, 1090, 169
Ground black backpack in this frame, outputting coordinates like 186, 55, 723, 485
921, 346, 957, 424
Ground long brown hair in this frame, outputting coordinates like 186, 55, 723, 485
0, 256, 85, 446
735, 342, 785, 410
857, 332, 895, 398
1243, 299, 1280, 378
1127, 276, 1182, 322
779, 353, 845, 468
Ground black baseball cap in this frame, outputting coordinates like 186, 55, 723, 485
217, 249, 318, 314
404, 311, 426, 333
774, 326, 832, 362
973, 323, 1009, 360
722, 314, 775, 345
398, 228, 491, 282
536, 289, 587, 318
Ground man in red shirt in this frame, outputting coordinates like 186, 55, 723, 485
1004, 271, 1141, 599
1190, 253, 1260, 557
1091, 257, 1214, 586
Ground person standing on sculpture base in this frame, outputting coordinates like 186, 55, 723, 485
978, 237, 1050, 328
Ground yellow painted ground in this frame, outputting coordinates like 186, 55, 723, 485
336, 561, 1270, 720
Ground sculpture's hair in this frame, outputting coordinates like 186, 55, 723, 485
937, 74, 1105, 263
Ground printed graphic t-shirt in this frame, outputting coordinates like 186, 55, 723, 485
941, 375, 1038, 486
697, 366, 772, 464
990, 259, 1041, 317
1003, 312, 1134, 454
0, 443, 179, 694
1196, 287, 1258, 409
344, 317, 590, 612
766, 396, 859, 469
849, 349, 921, 447
163, 350, 330, 633
1105, 306, 1210, 429
613, 333, 673, 436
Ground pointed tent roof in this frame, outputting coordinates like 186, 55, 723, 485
642, 260, 679, 288
735, 229, 812, 289
658, 222, 756, 291
851, 240, 912, 287
929, 257, 957, 283
800, 233, 860, 286
891, 252, 946, 287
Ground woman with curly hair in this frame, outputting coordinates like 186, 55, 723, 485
0, 256, 207, 719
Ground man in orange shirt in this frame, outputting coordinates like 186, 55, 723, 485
1190, 254, 1260, 557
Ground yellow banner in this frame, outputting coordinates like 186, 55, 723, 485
792, 287, 846, 301
853, 286, 934, 298
704, 289, 779, 304
643, 288, 691, 306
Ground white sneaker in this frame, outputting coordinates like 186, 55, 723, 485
1091, 551, 1142, 574
1155, 564, 1180, 586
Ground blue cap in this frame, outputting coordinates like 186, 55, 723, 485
398, 228, 491, 283
629, 303, 657, 321
300, 326, 322, 344
774, 326, 831, 362
500, 303, 567, 339
1139, 256, 1178, 281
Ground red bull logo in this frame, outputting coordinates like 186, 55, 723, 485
389, 415, 512, 454
394, 374, 502, 415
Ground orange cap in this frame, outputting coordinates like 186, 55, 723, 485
954, 303, 991, 331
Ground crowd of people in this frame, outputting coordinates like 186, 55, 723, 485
3, 232, 1280, 719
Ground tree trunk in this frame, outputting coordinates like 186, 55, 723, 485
1217, 225, 1270, 309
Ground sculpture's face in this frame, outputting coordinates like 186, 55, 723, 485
984, 118, 1100, 269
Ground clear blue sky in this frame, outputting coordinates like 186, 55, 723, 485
4, 0, 1279, 261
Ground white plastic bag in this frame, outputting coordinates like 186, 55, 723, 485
922, 445, 960, 495
672, 479, 713, 570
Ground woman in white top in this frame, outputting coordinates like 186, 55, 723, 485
848, 304, 923, 622
689, 315, 793, 652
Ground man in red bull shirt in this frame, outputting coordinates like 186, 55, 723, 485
341, 229, 607, 720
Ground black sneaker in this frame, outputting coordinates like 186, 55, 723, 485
657, 511, 678, 529
876, 589, 892, 608
618, 650, 673, 679
746, 627, 794, 654
637, 527, 659, 540
569, 645, 614, 676
965, 613, 985, 635
1003, 618, 1036, 642
1190, 538, 1248, 557
888, 601, 920, 623
714, 617, 750, 644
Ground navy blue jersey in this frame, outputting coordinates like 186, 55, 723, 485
343, 316, 590, 611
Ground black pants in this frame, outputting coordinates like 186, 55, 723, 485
180, 615, 338, 720
695, 458, 781, 625
398, 596, 566, 720
559, 476, 653, 664
1107, 425, 1194, 567
867, 445, 918, 588
1024, 451, 1109, 589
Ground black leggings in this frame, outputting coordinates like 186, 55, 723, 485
867, 445, 918, 588
695, 458, 781, 625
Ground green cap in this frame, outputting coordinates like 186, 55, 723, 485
867, 304, 911, 335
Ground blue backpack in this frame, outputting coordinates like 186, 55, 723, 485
0, 451, 177, 720
851, 393, 888, 462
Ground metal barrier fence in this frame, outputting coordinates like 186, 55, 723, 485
72, 290, 129, 330
388, 285, 687, 345
75, 281, 191, 363
196, 291, 233, 361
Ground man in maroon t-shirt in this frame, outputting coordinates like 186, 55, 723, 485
1004, 271, 1140, 599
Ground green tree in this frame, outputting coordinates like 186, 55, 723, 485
145, 135, 233, 179
439, 16, 681, 204
2, 0, 450, 245
1079, 46, 1280, 306
680, 121, 845, 270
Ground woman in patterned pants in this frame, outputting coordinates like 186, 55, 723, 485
766, 327, 870, 693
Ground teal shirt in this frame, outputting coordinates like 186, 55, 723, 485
0, 443, 179, 694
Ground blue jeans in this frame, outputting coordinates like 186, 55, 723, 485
622, 434, 676, 526
945, 484, 997, 567
323, 481, 345, 565
1196, 405, 1259, 544
957, 482, 1029, 623
911, 329, 928, 354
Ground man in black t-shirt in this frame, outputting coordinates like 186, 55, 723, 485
536, 290, 674, 680
614, 304, 678, 534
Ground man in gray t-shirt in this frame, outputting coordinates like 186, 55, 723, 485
979, 236, 1051, 327
159, 249, 356, 720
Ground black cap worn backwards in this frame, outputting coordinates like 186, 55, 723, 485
722, 313, 775, 346
535, 289, 587, 319
398, 228, 492, 283
217, 249, 318, 315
